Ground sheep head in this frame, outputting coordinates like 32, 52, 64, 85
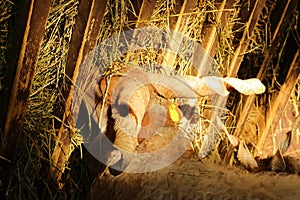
80, 68, 265, 175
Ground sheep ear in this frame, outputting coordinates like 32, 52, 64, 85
190, 76, 265, 97
222, 78, 266, 95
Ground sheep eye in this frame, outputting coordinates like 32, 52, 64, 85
115, 104, 129, 117
179, 104, 193, 119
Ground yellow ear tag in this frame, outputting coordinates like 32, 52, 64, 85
169, 103, 180, 123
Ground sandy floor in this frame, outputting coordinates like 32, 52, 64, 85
91, 149, 300, 200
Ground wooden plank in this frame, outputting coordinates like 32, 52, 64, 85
135, 0, 157, 28
169, 0, 184, 30
171, 0, 197, 33
49, 0, 109, 183
162, 0, 197, 69
125, 0, 157, 63
125, 0, 157, 29
0, 0, 51, 194
0, 2, 28, 134
64, 0, 108, 80
232, 0, 257, 42
227, 0, 267, 77
270, 0, 291, 43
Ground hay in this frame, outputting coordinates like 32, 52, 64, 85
0, 0, 15, 92
2, 0, 298, 199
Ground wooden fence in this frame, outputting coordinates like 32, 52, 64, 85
0, 0, 299, 186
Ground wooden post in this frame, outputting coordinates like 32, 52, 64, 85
49, 0, 109, 183
0, 0, 51, 194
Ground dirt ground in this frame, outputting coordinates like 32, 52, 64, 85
91, 148, 300, 200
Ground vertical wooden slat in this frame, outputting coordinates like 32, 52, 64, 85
270, 0, 292, 43
169, 0, 184, 30
0, 0, 51, 194
64, 0, 108, 80
223, 50, 274, 164
135, 0, 157, 28
0, 1, 29, 133
125, 0, 157, 63
162, 0, 197, 68
124, 0, 157, 30
49, 0, 109, 183
171, 0, 197, 33
2, 0, 51, 138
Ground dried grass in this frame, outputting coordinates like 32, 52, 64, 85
0, 0, 15, 92
2, 0, 296, 199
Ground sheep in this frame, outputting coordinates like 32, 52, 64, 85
76, 67, 265, 175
